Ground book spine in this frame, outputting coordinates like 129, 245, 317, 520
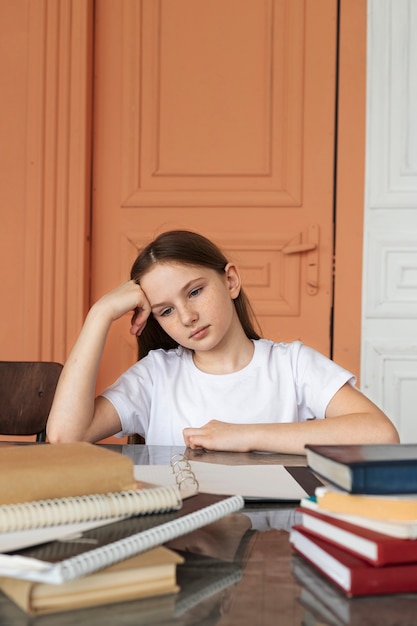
351, 466, 417, 494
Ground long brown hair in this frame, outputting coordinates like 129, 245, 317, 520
130, 230, 261, 359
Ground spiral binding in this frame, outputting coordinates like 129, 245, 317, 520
1, 456, 198, 533
170, 453, 199, 495
53, 494, 244, 583
0, 485, 182, 533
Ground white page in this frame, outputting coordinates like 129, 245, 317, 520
134, 462, 308, 501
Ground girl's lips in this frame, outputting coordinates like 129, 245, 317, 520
189, 326, 209, 340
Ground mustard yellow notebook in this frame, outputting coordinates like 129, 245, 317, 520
0, 442, 137, 505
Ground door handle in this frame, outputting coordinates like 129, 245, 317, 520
282, 242, 317, 254
282, 225, 319, 295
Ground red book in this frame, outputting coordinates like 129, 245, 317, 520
296, 506, 417, 566
290, 525, 417, 597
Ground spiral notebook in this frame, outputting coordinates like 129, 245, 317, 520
0, 452, 199, 553
0, 492, 244, 585
0, 485, 183, 534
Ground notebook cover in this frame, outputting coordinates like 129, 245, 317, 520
0, 443, 137, 505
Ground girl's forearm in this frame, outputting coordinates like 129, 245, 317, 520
46, 305, 112, 442
248, 413, 399, 455
47, 281, 149, 443
184, 412, 399, 455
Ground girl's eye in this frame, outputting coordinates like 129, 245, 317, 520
189, 287, 202, 298
160, 307, 173, 317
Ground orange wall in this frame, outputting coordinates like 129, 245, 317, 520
0, 1, 30, 358
0, 0, 92, 363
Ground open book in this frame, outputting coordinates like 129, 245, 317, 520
134, 459, 321, 501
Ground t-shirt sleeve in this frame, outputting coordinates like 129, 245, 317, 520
99, 360, 153, 438
292, 342, 356, 420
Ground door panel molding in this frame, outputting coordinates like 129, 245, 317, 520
23, 0, 93, 361
122, 230, 304, 316
120, 0, 303, 208
361, 0, 417, 441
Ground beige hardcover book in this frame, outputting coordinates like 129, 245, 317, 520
315, 486, 417, 520
0, 546, 184, 615
0, 442, 137, 505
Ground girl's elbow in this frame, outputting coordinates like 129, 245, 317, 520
388, 424, 401, 443
46, 423, 82, 444
46, 430, 74, 444
45, 423, 59, 443
379, 417, 400, 444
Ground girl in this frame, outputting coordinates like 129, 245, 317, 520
47, 230, 399, 453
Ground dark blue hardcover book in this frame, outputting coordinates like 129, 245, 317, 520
305, 444, 417, 494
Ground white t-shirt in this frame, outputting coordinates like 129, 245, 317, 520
100, 339, 356, 446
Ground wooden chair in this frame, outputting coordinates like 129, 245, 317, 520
127, 434, 145, 444
0, 361, 63, 442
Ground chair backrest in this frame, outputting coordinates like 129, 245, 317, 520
0, 361, 63, 441
127, 434, 145, 444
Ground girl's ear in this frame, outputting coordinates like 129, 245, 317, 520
224, 263, 242, 300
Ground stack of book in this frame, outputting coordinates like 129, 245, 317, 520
0, 443, 244, 615
289, 443, 417, 597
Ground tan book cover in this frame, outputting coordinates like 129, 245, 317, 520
0, 546, 184, 615
0, 442, 137, 504
315, 486, 417, 520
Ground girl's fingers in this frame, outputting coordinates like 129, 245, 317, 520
127, 281, 152, 335
130, 307, 149, 336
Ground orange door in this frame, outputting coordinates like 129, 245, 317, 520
92, 0, 338, 390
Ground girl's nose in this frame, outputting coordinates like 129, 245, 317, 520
179, 304, 198, 326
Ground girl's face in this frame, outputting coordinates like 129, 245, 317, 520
139, 261, 242, 352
